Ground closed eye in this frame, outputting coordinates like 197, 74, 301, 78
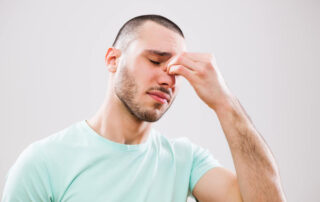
149, 59, 161, 65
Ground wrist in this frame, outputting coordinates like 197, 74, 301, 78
211, 95, 239, 115
213, 96, 254, 130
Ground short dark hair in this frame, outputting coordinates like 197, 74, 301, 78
112, 14, 184, 51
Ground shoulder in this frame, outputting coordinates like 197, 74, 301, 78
10, 140, 46, 172
38, 120, 84, 145
151, 128, 194, 152
150, 128, 216, 164
10, 120, 81, 167
9, 120, 85, 171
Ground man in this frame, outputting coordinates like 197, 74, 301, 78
2, 15, 286, 202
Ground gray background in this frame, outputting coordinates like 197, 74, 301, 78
1, 0, 319, 201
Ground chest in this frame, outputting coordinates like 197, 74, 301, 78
51, 149, 192, 202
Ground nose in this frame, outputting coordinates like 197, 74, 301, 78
157, 65, 176, 89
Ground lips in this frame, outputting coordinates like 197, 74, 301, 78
147, 90, 171, 103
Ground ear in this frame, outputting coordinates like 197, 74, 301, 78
105, 47, 122, 73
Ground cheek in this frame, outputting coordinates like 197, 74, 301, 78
133, 60, 157, 84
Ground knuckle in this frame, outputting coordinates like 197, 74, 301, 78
176, 55, 184, 64
175, 65, 183, 72
204, 62, 213, 70
180, 52, 187, 57
197, 68, 205, 76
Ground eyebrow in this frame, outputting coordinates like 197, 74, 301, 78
144, 49, 173, 57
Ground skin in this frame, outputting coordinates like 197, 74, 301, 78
87, 21, 287, 201
87, 21, 185, 145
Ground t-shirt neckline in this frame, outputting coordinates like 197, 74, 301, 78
80, 119, 154, 152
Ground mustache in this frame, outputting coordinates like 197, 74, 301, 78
148, 86, 172, 97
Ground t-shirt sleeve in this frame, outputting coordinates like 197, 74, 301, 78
188, 140, 223, 197
1, 143, 53, 202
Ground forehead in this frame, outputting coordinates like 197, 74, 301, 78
131, 21, 186, 56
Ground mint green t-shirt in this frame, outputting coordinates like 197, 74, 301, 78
2, 120, 222, 202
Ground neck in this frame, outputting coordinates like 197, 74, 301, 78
86, 84, 152, 145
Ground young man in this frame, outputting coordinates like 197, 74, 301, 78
2, 15, 286, 202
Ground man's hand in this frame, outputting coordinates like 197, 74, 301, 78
167, 52, 287, 202
166, 52, 234, 111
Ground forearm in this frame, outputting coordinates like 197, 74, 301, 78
214, 96, 286, 202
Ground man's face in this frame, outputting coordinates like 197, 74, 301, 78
113, 21, 186, 122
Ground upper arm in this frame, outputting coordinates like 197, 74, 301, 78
2, 143, 53, 201
192, 167, 243, 202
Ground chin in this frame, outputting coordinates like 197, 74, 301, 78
140, 108, 165, 122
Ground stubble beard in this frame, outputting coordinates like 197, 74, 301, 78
114, 66, 172, 122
